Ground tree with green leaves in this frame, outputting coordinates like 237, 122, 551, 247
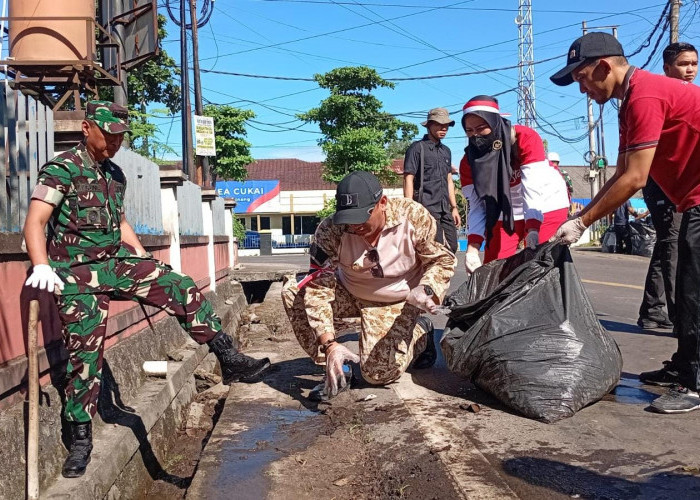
299, 66, 417, 184
203, 104, 255, 181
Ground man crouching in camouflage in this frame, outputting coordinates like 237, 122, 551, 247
282, 171, 455, 401
22, 101, 271, 478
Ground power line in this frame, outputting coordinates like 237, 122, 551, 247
198, 0, 474, 62
259, 0, 663, 15
200, 55, 563, 81
626, 2, 669, 58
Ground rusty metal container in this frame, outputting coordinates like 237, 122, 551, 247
9, 0, 96, 62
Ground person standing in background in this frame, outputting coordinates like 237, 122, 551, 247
403, 107, 461, 253
637, 42, 697, 331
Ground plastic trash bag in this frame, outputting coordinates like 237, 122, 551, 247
601, 226, 617, 254
629, 220, 656, 257
441, 242, 622, 423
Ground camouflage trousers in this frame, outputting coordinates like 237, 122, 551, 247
281, 273, 428, 385
55, 257, 222, 422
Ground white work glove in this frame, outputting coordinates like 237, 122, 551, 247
465, 246, 482, 274
324, 343, 360, 397
525, 229, 539, 250
406, 285, 438, 314
550, 217, 588, 245
25, 264, 64, 293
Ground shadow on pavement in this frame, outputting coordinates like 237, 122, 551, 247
503, 456, 700, 499
99, 361, 190, 488
406, 329, 525, 418
259, 356, 325, 411
600, 318, 675, 337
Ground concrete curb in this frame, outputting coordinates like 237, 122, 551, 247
41, 342, 209, 499
42, 341, 209, 499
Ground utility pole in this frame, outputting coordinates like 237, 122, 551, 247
101, 0, 129, 144
582, 21, 598, 200
190, 0, 210, 187
670, 0, 681, 44
516, 0, 535, 127
180, 0, 194, 180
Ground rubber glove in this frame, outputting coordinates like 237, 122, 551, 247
25, 264, 64, 293
550, 217, 587, 245
525, 229, 539, 250
324, 343, 360, 397
406, 285, 438, 314
465, 245, 482, 274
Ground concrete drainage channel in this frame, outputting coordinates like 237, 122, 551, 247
141, 275, 309, 499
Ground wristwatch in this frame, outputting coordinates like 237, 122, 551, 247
319, 338, 337, 354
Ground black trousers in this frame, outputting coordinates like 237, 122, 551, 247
614, 225, 632, 254
429, 209, 458, 253
671, 205, 700, 391
638, 184, 681, 324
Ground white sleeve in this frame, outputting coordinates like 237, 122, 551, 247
463, 184, 486, 239
519, 159, 568, 222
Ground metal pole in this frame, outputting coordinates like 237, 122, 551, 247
582, 21, 598, 201
190, 0, 210, 187
180, 0, 194, 179
670, 0, 681, 44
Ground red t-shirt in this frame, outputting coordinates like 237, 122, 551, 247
619, 68, 700, 211
459, 124, 546, 187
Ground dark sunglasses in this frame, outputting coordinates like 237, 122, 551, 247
367, 248, 384, 278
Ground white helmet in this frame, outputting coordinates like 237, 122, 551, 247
547, 151, 560, 163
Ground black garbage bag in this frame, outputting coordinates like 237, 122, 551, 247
601, 226, 617, 253
441, 242, 622, 423
629, 220, 656, 257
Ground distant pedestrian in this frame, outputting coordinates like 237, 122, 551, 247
550, 32, 700, 413
612, 199, 639, 254
636, 42, 696, 331
282, 171, 455, 401
459, 95, 570, 274
548, 151, 574, 203
403, 107, 460, 253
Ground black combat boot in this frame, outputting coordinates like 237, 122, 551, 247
412, 317, 437, 369
62, 421, 93, 478
207, 332, 271, 385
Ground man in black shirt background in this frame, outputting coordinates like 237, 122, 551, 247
403, 107, 460, 252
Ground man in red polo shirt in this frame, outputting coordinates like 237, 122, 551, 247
550, 32, 700, 413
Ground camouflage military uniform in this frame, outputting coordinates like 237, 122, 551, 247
31, 142, 222, 423
282, 198, 455, 385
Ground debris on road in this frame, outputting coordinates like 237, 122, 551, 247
459, 402, 481, 413
357, 394, 377, 402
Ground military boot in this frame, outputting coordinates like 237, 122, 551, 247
207, 332, 271, 385
412, 317, 437, 369
62, 421, 93, 478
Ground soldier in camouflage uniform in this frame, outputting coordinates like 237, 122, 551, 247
282, 171, 455, 401
23, 101, 271, 478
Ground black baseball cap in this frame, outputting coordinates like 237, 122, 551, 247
550, 32, 625, 86
333, 171, 383, 225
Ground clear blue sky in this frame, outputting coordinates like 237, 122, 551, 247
152, 0, 700, 167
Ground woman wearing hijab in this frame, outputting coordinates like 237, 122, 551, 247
459, 95, 570, 273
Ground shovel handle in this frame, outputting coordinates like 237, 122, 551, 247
27, 300, 40, 500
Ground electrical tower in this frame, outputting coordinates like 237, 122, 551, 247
516, 0, 535, 127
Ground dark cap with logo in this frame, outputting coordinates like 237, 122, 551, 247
85, 100, 130, 134
550, 32, 625, 86
333, 171, 383, 225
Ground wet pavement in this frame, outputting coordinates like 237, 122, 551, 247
188, 249, 700, 499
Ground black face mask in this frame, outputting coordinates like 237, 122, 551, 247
468, 133, 496, 157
